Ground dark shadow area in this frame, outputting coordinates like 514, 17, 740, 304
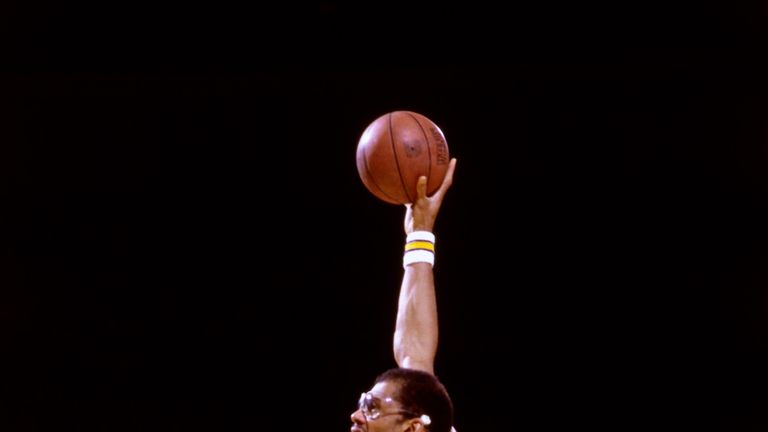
2, 3, 766, 431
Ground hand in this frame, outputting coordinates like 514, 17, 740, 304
404, 158, 457, 234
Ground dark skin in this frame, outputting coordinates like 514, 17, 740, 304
351, 158, 457, 432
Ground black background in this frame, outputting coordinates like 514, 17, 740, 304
2, 3, 767, 431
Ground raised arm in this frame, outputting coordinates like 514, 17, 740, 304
393, 158, 457, 374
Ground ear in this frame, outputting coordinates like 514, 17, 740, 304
402, 418, 425, 432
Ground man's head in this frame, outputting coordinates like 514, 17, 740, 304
350, 368, 453, 432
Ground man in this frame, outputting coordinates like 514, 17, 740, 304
350, 158, 458, 432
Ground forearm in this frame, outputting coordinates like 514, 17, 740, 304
393, 262, 438, 374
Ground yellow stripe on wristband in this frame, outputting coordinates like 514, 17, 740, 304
404, 240, 435, 252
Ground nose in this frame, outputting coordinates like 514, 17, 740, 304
350, 407, 366, 427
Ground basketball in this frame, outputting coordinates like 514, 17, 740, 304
356, 111, 450, 205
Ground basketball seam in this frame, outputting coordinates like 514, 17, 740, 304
405, 112, 432, 193
390, 112, 414, 203
363, 136, 400, 204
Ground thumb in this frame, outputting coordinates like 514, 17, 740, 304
416, 176, 428, 199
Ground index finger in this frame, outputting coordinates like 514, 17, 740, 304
431, 158, 457, 201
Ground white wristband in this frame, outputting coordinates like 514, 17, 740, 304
403, 249, 435, 268
404, 231, 435, 269
406, 230, 435, 244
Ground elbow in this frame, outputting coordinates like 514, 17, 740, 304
393, 336, 407, 367
394, 332, 435, 374
397, 355, 435, 375
394, 337, 434, 373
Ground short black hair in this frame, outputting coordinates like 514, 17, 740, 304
375, 368, 453, 432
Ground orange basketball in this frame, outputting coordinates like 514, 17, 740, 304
356, 111, 450, 204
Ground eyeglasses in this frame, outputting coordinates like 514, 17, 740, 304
357, 392, 432, 425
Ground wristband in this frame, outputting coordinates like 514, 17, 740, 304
406, 230, 435, 244
403, 231, 435, 269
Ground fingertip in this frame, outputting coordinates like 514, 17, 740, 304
416, 175, 428, 199
446, 158, 457, 177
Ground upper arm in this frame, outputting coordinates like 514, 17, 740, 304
398, 356, 434, 375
